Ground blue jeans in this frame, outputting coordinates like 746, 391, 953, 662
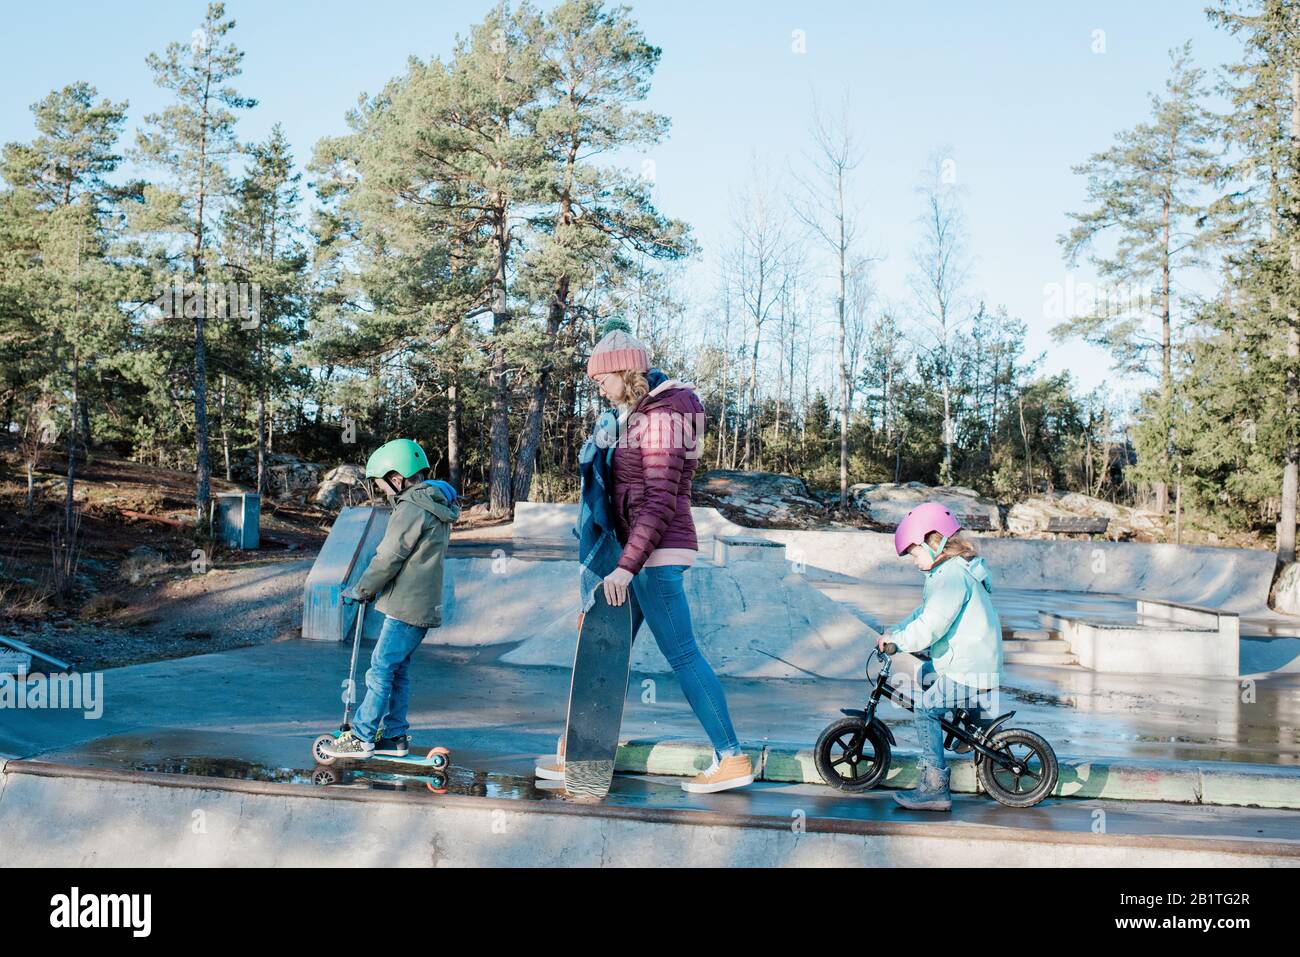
351, 615, 427, 743
629, 564, 740, 754
912, 662, 989, 772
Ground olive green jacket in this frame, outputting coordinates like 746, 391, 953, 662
355, 482, 460, 628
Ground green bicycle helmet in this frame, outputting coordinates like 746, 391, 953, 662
365, 439, 431, 481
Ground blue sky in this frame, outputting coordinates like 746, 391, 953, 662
1, 1, 1243, 402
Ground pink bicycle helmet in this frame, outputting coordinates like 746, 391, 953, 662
894, 502, 962, 556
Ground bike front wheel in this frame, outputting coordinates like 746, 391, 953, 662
977, 729, 1058, 808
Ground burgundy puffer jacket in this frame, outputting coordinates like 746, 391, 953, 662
611, 382, 705, 574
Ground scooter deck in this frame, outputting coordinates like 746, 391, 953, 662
562, 587, 636, 799
312, 730, 451, 770
369, 750, 450, 767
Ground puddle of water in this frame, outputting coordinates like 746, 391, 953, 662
126, 754, 555, 801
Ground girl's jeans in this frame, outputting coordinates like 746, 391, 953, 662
912, 661, 990, 772
629, 564, 741, 754
351, 615, 427, 743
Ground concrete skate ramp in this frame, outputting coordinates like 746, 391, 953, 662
512, 503, 1280, 615
8, 760, 1297, 866
429, 551, 878, 678
434, 556, 585, 647
301, 505, 389, 640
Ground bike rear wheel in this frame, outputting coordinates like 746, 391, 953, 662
977, 729, 1058, 807
814, 717, 891, 792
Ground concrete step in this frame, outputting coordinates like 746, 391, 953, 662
1003, 628, 1055, 642
1003, 638, 1072, 654
1004, 651, 1080, 667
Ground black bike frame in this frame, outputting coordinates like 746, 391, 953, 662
856, 650, 1026, 773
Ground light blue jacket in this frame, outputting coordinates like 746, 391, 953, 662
891, 556, 1003, 689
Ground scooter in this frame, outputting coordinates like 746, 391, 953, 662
310, 597, 451, 776
814, 643, 1058, 808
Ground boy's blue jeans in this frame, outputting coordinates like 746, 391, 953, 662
911, 661, 989, 772
351, 615, 427, 743
629, 564, 740, 754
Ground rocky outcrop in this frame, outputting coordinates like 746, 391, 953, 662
692, 470, 865, 529
1007, 492, 1162, 541
849, 482, 1001, 530
232, 452, 328, 500
312, 465, 368, 510
1273, 561, 1300, 616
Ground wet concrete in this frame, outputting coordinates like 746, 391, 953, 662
810, 576, 1300, 644
5, 638, 1299, 770
29, 727, 1300, 846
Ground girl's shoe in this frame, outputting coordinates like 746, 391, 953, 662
892, 765, 952, 811
374, 734, 410, 757
320, 730, 374, 760
534, 760, 565, 781
682, 753, 755, 793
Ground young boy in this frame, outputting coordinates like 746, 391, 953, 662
321, 438, 460, 759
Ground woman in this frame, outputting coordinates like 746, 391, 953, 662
541, 319, 753, 794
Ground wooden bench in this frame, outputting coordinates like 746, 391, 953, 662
1045, 516, 1109, 536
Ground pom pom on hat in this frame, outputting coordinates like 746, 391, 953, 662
598, 316, 633, 337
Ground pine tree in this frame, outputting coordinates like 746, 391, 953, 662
0, 82, 129, 538
133, 1, 255, 527
1208, 0, 1300, 563
221, 125, 309, 495
1057, 42, 1228, 517
511, 0, 691, 503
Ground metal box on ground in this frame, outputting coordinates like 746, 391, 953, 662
212, 493, 260, 549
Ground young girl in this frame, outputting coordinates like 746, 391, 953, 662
880, 502, 1003, 811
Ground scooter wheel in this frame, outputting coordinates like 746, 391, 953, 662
425, 747, 450, 770
312, 734, 337, 766
312, 767, 339, 786
814, 717, 891, 792
426, 771, 448, 795
977, 729, 1058, 808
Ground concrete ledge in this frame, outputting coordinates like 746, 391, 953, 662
3, 759, 1295, 866
1043, 611, 1239, 677
615, 739, 1300, 810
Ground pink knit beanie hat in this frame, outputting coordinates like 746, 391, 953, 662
587, 317, 650, 378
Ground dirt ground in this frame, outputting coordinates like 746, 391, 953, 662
0, 449, 519, 671
0, 450, 335, 670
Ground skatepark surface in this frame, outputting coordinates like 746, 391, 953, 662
2, 638, 1299, 865
5, 508, 1300, 865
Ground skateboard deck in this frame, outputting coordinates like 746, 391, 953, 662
563, 586, 636, 798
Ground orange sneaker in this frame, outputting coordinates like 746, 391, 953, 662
682, 753, 755, 793
534, 760, 565, 781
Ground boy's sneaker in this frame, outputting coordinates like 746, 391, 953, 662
374, 734, 410, 757
320, 730, 374, 760
682, 753, 754, 793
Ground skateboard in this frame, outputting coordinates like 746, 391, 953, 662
562, 585, 636, 798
